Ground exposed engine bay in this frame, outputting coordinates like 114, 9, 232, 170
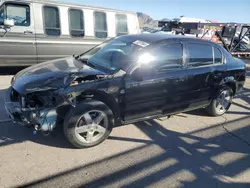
6, 88, 62, 135
5, 71, 110, 135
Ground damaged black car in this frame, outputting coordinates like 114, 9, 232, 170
5, 34, 246, 148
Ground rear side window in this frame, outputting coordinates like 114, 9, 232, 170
44, 6, 60, 36
5, 3, 30, 26
152, 43, 183, 70
94, 11, 107, 38
214, 47, 222, 63
69, 9, 84, 37
116, 14, 128, 36
187, 43, 213, 66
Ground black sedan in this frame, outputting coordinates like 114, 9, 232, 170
5, 34, 246, 148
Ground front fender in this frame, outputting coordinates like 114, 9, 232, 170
78, 89, 121, 123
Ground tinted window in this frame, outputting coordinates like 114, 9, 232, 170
44, 6, 60, 36
4, 4, 30, 26
214, 47, 222, 63
187, 43, 213, 66
94, 12, 107, 38
69, 9, 84, 37
152, 43, 183, 70
0, 5, 4, 25
116, 14, 128, 36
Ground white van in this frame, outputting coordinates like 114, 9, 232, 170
0, 0, 140, 66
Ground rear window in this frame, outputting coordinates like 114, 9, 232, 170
116, 14, 128, 36
187, 43, 213, 66
44, 6, 60, 36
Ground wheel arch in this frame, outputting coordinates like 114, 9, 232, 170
211, 77, 236, 99
220, 76, 237, 96
77, 89, 121, 122
224, 81, 237, 96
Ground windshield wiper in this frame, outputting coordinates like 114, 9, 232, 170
79, 58, 96, 69
86, 60, 96, 68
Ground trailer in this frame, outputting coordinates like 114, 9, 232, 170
158, 20, 250, 58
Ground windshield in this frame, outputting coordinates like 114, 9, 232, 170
80, 38, 143, 73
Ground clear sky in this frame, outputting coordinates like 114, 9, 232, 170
62, 0, 249, 23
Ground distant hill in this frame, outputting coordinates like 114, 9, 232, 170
161, 18, 171, 21
137, 12, 171, 28
137, 12, 159, 28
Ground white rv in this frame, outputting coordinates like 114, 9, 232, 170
0, 0, 140, 66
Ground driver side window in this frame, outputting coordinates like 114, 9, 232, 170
151, 43, 183, 73
0, 3, 30, 27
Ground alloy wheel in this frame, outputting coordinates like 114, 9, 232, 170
75, 110, 108, 144
215, 90, 232, 114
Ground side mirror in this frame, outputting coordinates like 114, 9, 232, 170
4, 19, 14, 28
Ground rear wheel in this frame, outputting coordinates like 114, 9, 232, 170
206, 86, 233, 116
64, 100, 114, 148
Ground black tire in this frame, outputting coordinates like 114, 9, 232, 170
63, 100, 114, 148
206, 86, 233, 116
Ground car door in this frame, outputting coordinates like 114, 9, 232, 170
184, 42, 226, 109
124, 43, 190, 122
0, 2, 36, 66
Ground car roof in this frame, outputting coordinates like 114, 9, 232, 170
118, 33, 215, 45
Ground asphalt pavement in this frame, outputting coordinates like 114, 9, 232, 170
0, 60, 250, 188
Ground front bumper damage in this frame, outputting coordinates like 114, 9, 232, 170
4, 87, 65, 134
5, 87, 24, 124
4, 57, 114, 135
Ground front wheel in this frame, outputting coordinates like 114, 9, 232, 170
206, 86, 233, 116
64, 100, 114, 148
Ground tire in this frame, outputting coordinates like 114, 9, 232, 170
206, 86, 233, 116
64, 100, 114, 148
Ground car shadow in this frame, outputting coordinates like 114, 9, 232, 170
0, 120, 74, 149
184, 108, 208, 117
18, 116, 250, 187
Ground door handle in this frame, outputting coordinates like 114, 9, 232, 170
24, 30, 33, 34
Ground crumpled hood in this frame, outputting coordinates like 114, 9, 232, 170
12, 57, 106, 94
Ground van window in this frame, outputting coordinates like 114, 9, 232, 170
187, 43, 213, 66
2, 4, 30, 26
44, 6, 60, 36
0, 5, 4, 25
94, 11, 107, 38
214, 47, 222, 63
116, 14, 128, 36
69, 9, 84, 37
